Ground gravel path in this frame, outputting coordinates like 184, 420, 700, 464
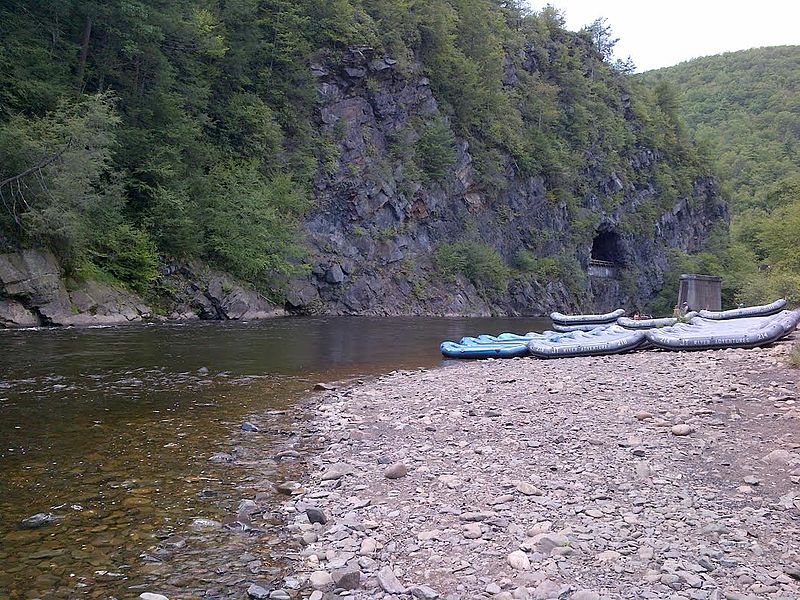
275, 339, 800, 600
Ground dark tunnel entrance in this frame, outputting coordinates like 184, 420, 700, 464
591, 229, 624, 265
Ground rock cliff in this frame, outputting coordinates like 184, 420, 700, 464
0, 44, 729, 327
0, 250, 150, 327
0, 250, 284, 328
285, 47, 728, 316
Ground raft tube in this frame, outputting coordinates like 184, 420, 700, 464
617, 316, 678, 329
645, 309, 800, 351
550, 308, 625, 325
552, 323, 612, 332
697, 298, 786, 320
617, 312, 699, 329
458, 332, 541, 345
440, 340, 531, 359
527, 325, 647, 359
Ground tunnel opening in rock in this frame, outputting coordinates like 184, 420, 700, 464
591, 230, 624, 265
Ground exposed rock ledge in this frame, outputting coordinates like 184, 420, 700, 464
0, 249, 285, 328
0, 250, 150, 328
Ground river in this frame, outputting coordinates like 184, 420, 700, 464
0, 316, 550, 599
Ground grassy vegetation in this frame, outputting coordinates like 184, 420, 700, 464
788, 342, 800, 369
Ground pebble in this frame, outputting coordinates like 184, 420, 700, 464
332, 566, 361, 590
139, 595, 169, 600
515, 481, 543, 496
409, 585, 440, 599
20, 512, 57, 529
377, 566, 406, 594
463, 523, 483, 539
305, 507, 328, 524
508, 550, 531, 571
384, 462, 408, 479
309, 571, 333, 589
671, 424, 694, 436
571, 592, 601, 600
246, 585, 269, 599
321, 462, 354, 480
241, 421, 260, 432
762, 449, 791, 463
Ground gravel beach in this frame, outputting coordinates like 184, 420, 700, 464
276, 338, 800, 600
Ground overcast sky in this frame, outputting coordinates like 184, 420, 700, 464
528, 1, 800, 72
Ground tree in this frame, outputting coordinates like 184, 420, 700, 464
0, 92, 123, 268
583, 17, 618, 63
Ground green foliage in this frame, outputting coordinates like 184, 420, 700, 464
641, 46, 800, 211
643, 47, 800, 304
435, 240, 509, 292
788, 342, 800, 369
201, 161, 309, 281
0, 93, 122, 270
90, 224, 160, 294
416, 119, 457, 180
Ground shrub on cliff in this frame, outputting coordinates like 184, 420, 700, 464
416, 119, 457, 180
200, 162, 309, 282
436, 240, 509, 292
0, 93, 122, 271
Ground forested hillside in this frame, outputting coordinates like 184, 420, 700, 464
0, 1, 727, 320
642, 46, 800, 307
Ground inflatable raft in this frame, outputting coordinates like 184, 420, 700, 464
552, 323, 612, 332
616, 312, 698, 329
440, 340, 531, 359
697, 298, 787, 320
645, 309, 800, 351
527, 325, 647, 359
550, 308, 625, 325
441, 331, 551, 359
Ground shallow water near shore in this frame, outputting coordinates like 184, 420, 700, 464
0, 316, 549, 598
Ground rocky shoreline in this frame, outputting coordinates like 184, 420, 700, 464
0, 249, 286, 328
271, 339, 800, 600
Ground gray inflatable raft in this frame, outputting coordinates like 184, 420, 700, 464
528, 325, 647, 359
550, 308, 625, 325
552, 323, 612, 332
697, 298, 786, 320
645, 309, 800, 351
616, 312, 698, 329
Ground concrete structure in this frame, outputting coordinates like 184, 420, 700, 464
678, 274, 722, 311
588, 259, 617, 279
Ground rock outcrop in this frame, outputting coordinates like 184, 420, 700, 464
158, 262, 286, 322
0, 251, 285, 328
285, 46, 728, 316
0, 250, 150, 327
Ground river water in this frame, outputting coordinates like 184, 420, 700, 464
0, 316, 549, 599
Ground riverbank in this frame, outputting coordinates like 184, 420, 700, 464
274, 339, 800, 600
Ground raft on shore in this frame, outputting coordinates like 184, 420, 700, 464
440, 300, 797, 359
645, 309, 800, 351
527, 325, 646, 359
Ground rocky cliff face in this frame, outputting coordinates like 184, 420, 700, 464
0, 250, 151, 327
0, 250, 284, 328
0, 46, 730, 328
284, 47, 729, 316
